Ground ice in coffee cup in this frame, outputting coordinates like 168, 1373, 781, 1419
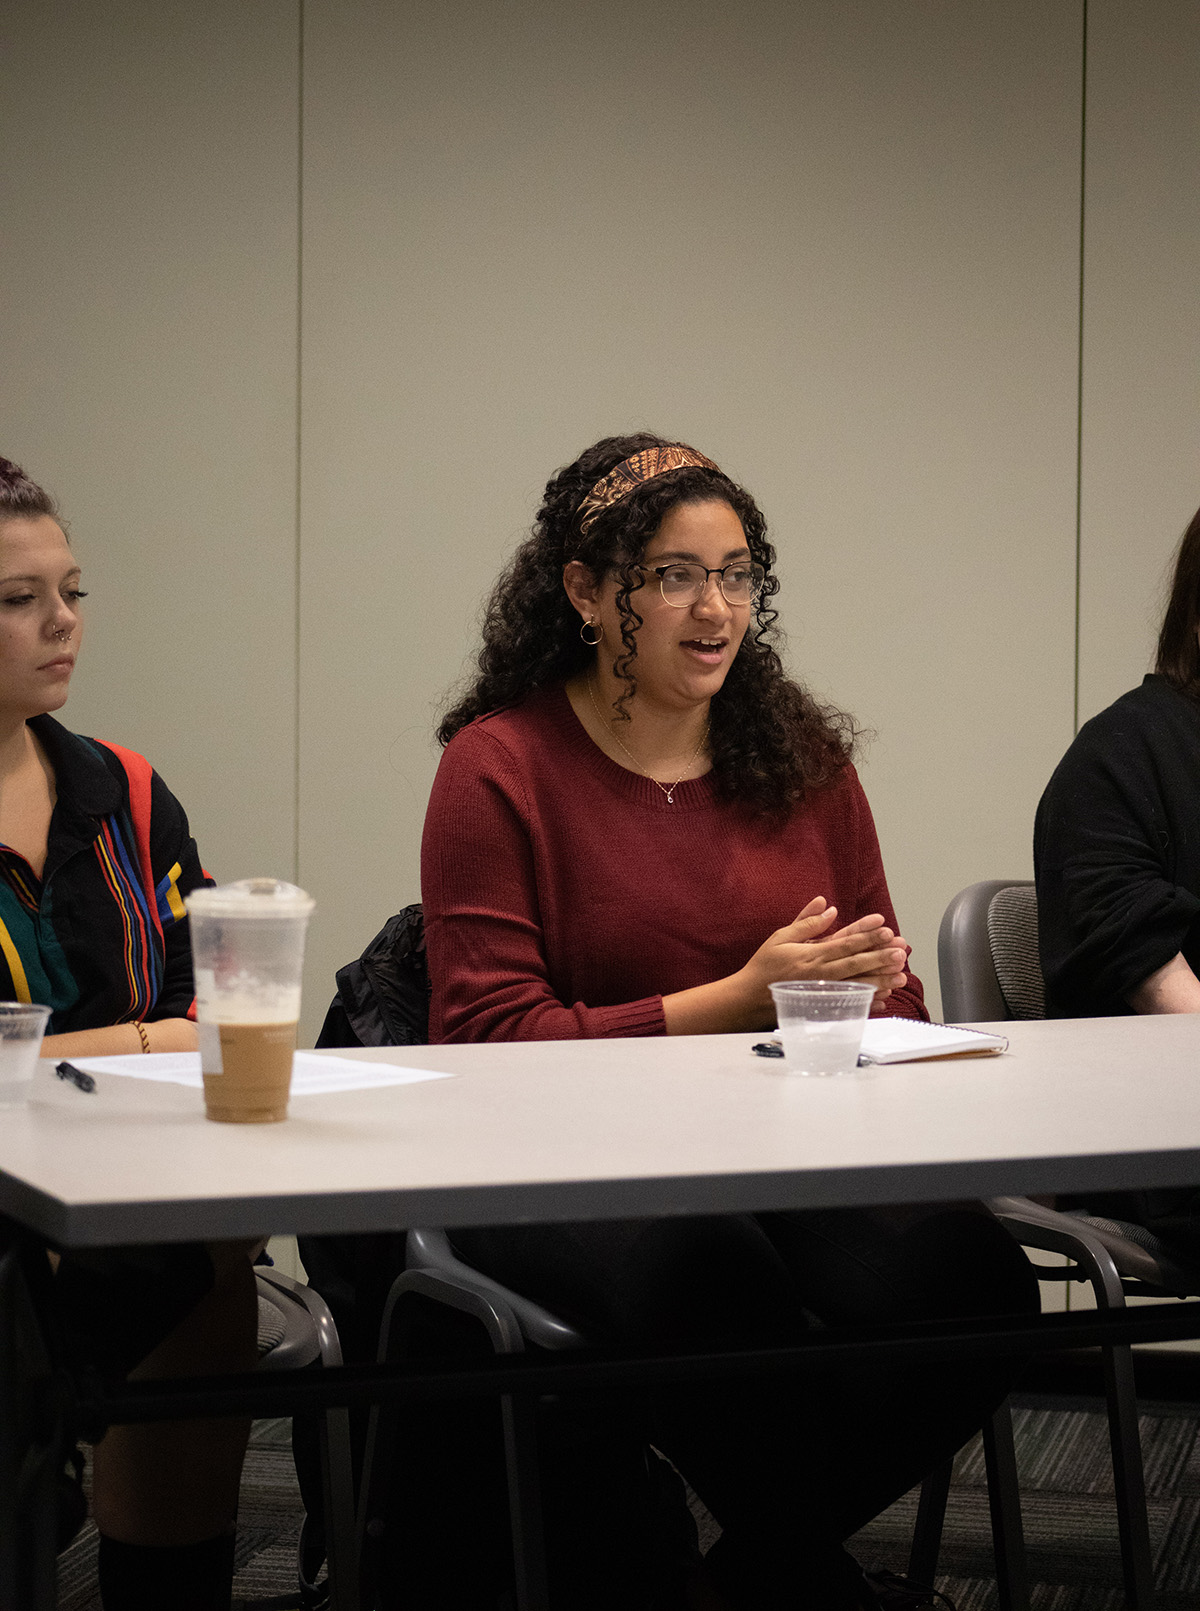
185, 878, 315, 1123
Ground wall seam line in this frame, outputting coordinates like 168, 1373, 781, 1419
293, 0, 304, 884
1073, 0, 1088, 736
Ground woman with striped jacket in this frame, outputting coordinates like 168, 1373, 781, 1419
0, 454, 254, 1611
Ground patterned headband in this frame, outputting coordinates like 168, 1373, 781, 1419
575, 444, 721, 536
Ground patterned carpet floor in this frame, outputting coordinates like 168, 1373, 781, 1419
847, 1393, 1200, 1609
55, 1390, 1200, 1608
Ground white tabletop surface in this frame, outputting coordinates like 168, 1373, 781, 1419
6, 1015, 1200, 1247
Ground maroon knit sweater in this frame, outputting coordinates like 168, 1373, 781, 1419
421, 686, 926, 1042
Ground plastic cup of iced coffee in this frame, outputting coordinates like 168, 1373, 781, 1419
185, 879, 315, 1123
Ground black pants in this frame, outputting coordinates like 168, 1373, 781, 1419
53, 1242, 216, 1376
453, 1203, 1037, 1608
305, 1202, 1037, 1609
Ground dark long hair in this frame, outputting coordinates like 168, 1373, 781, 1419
439, 433, 856, 813
0, 457, 60, 525
1156, 503, 1200, 694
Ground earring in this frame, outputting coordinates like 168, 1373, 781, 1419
579, 616, 603, 646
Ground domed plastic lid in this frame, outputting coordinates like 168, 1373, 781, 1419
185, 878, 315, 919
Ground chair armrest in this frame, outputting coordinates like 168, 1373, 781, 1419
405, 1227, 586, 1350
988, 1196, 1196, 1302
255, 1265, 345, 1366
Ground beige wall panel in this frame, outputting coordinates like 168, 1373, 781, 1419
300, 0, 1081, 1031
1078, 1, 1200, 725
0, 1, 299, 889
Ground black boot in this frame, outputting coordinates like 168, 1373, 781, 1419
97, 1531, 236, 1610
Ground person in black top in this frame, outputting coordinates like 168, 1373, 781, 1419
1035, 500, 1200, 1251
0, 455, 256, 1611
1035, 675, 1200, 1017
1036, 503, 1200, 1015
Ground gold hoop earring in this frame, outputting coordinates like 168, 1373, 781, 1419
579, 616, 604, 646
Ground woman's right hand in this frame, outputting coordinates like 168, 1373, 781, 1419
661, 896, 910, 1035
736, 896, 908, 1013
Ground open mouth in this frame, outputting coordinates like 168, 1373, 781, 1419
679, 638, 727, 663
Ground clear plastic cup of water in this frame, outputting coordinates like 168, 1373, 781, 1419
0, 1002, 52, 1105
768, 981, 875, 1076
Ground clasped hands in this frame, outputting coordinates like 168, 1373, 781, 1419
743, 895, 909, 1013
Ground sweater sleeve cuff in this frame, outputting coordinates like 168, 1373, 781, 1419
588, 996, 667, 1038
886, 986, 929, 1023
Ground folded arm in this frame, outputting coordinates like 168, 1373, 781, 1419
1127, 952, 1200, 1014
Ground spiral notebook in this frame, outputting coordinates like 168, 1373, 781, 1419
754, 1019, 1008, 1065
856, 1018, 1008, 1064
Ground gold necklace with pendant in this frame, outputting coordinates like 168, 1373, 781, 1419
586, 675, 709, 804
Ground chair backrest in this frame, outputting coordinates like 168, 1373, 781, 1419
986, 884, 1045, 1021
937, 879, 1045, 1023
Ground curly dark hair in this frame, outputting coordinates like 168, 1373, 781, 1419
439, 432, 857, 813
0, 456, 60, 525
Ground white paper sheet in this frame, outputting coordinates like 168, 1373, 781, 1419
63, 1051, 455, 1094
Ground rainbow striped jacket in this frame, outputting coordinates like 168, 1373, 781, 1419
0, 716, 212, 1033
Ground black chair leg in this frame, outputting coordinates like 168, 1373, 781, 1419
502, 1391, 551, 1611
908, 1457, 952, 1584
316, 1401, 359, 1611
909, 1402, 1029, 1611
1102, 1341, 1156, 1611
982, 1403, 1029, 1611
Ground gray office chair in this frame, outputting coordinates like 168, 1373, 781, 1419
362, 1227, 1030, 1611
254, 1267, 358, 1611
938, 880, 1045, 1025
939, 877, 1200, 1611
357, 1229, 572, 1611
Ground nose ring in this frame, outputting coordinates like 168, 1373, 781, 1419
53, 627, 72, 643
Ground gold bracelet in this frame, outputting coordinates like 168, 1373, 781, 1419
133, 1020, 151, 1055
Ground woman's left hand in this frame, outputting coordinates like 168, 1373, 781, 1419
827, 916, 910, 1006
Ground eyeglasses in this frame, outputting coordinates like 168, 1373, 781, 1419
639, 561, 766, 608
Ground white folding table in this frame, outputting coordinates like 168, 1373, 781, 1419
6, 1015, 1200, 1245
4, 1015, 1200, 1609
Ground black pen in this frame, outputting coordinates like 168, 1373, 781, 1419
55, 1060, 96, 1093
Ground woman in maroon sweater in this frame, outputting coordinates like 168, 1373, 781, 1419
420, 436, 1035, 1611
